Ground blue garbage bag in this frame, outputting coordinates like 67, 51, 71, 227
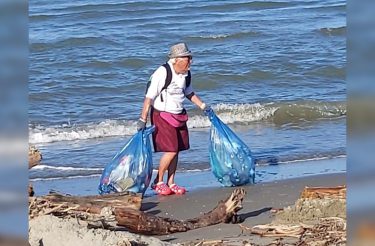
206, 110, 255, 186
98, 126, 155, 195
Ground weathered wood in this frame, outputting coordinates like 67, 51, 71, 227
30, 188, 246, 235
29, 191, 142, 219
300, 185, 346, 199
240, 217, 346, 244
44, 191, 142, 212
115, 188, 246, 235
239, 224, 306, 238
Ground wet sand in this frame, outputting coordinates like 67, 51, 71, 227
142, 173, 345, 244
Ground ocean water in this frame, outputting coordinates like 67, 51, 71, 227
29, 0, 346, 185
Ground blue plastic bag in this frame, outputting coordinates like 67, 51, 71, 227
98, 126, 155, 195
206, 110, 255, 186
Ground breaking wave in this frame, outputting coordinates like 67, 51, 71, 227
29, 100, 346, 144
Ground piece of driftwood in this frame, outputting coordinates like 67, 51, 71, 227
115, 188, 246, 235
240, 217, 346, 244
29, 191, 142, 219
29, 188, 246, 235
300, 185, 346, 199
239, 224, 308, 238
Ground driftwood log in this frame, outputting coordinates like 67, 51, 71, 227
116, 188, 246, 235
29, 191, 142, 219
29, 188, 246, 235
300, 185, 346, 199
240, 217, 346, 245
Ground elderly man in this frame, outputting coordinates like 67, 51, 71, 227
137, 42, 211, 195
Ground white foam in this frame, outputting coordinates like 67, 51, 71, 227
32, 164, 103, 172
200, 34, 230, 39
30, 174, 101, 182
29, 119, 136, 144
31, 102, 337, 144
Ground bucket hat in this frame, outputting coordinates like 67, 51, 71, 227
168, 42, 192, 58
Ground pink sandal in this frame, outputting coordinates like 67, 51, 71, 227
154, 182, 172, 195
169, 184, 186, 195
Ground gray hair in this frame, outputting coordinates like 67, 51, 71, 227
169, 57, 189, 64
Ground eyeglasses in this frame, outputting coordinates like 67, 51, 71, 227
180, 56, 192, 61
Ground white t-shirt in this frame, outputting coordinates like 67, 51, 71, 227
145, 61, 193, 114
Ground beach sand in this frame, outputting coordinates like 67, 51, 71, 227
29, 172, 345, 245
144, 173, 345, 245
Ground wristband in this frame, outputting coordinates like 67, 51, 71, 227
200, 103, 206, 110
139, 117, 146, 122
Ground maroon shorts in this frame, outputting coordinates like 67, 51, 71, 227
150, 107, 190, 152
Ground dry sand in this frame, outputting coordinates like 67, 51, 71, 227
29, 173, 345, 246
29, 215, 175, 246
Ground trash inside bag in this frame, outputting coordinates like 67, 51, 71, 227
98, 126, 155, 195
206, 110, 255, 186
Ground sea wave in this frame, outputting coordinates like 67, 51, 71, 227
30, 37, 119, 52
29, 100, 346, 144
202, 1, 294, 12
32, 165, 102, 172
187, 31, 259, 41
318, 26, 346, 36
29, 119, 136, 144
29, 165, 104, 181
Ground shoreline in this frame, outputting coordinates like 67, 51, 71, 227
30, 156, 346, 197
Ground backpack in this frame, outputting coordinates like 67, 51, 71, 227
145, 63, 191, 102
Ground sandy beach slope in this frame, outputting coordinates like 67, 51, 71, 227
29, 172, 345, 245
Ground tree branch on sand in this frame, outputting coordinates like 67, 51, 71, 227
29, 191, 142, 221
29, 188, 246, 235
116, 188, 246, 235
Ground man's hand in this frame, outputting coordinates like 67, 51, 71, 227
137, 118, 146, 131
201, 103, 213, 116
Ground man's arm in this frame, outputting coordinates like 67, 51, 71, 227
140, 97, 153, 122
186, 92, 206, 110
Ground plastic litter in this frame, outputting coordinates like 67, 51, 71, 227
98, 126, 155, 195
206, 109, 255, 186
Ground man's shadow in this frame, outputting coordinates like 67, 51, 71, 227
238, 207, 273, 221
140, 201, 161, 215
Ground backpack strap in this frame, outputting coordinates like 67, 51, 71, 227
161, 63, 172, 90
147, 63, 191, 102
159, 63, 172, 102
145, 63, 172, 98
186, 70, 191, 88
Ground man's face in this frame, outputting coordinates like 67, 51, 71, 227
174, 56, 192, 74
